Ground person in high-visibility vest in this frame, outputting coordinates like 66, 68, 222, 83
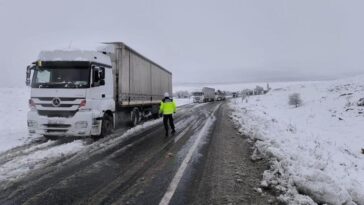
159, 92, 176, 137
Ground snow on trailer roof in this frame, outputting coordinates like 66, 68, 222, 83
38, 50, 112, 66
100, 42, 172, 75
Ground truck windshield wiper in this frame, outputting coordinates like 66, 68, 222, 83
36, 81, 88, 88
36, 82, 66, 88
65, 81, 77, 88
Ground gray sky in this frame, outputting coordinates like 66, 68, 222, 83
1, 0, 363, 87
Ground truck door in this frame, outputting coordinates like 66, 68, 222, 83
87, 65, 108, 109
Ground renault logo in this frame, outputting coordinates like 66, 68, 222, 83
52, 98, 61, 107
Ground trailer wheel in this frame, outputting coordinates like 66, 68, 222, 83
44, 135, 58, 140
151, 105, 160, 119
131, 108, 140, 126
100, 114, 113, 138
152, 112, 160, 119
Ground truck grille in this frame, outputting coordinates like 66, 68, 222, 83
43, 124, 71, 128
33, 97, 83, 117
38, 110, 77, 118
37, 97, 79, 101
41, 104, 74, 108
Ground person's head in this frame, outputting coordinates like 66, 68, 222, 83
164, 92, 170, 98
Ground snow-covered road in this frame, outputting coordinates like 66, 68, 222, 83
0, 101, 279, 205
0, 101, 193, 189
0, 102, 202, 202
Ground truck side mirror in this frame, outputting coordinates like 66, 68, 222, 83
26, 65, 34, 86
100, 67, 105, 80
93, 69, 100, 82
91, 66, 106, 87
98, 67, 105, 86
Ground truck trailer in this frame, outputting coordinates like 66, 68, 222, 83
192, 87, 215, 103
26, 42, 172, 139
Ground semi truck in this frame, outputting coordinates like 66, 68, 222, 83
25, 42, 172, 139
192, 87, 215, 103
215, 90, 226, 101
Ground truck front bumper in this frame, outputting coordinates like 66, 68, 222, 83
193, 98, 204, 103
27, 110, 102, 137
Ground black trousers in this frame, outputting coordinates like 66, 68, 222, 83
163, 114, 175, 133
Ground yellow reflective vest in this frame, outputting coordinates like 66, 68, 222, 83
159, 98, 176, 115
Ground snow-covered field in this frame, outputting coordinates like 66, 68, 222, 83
174, 97, 193, 107
0, 88, 31, 153
229, 76, 364, 205
174, 81, 296, 92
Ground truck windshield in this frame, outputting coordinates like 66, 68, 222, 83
192, 92, 203, 96
31, 67, 90, 88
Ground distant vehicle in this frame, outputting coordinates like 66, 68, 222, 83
25, 42, 172, 139
232, 92, 238, 98
242, 89, 254, 96
215, 91, 226, 101
192, 87, 215, 103
358, 98, 364, 106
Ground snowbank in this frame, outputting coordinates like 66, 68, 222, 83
229, 76, 364, 205
0, 87, 32, 153
0, 140, 85, 185
175, 98, 193, 107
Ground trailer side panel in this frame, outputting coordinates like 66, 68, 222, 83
107, 43, 171, 107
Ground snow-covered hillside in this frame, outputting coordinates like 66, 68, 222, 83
0, 88, 31, 153
229, 76, 364, 205
174, 81, 299, 92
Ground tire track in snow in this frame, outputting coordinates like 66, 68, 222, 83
0, 140, 66, 166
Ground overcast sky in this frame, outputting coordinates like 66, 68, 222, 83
1, 0, 363, 87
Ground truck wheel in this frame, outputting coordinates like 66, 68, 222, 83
100, 114, 113, 138
151, 105, 160, 119
44, 135, 58, 140
152, 112, 160, 119
131, 108, 140, 126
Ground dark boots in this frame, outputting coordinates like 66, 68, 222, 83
163, 114, 176, 137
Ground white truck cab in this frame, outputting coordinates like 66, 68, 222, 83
192, 91, 204, 103
27, 50, 115, 138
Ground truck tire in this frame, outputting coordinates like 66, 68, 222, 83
152, 112, 160, 119
131, 108, 140, 126
44, 135, 58, 140
151, 105, 160, 119
100, 114, 113, 138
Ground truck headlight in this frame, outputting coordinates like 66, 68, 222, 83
27, 120, 38, 128
75, 121, 88, 129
